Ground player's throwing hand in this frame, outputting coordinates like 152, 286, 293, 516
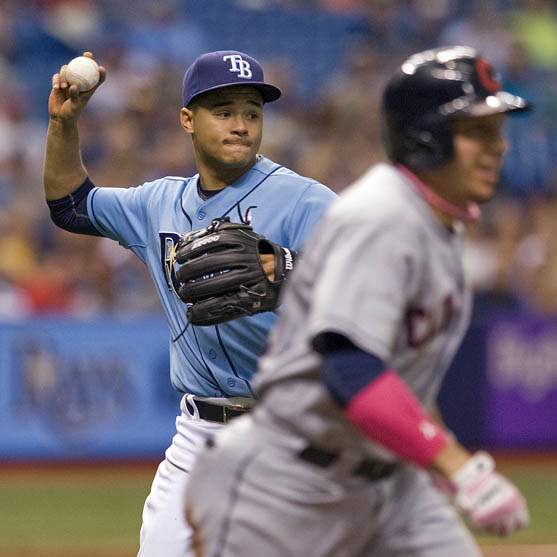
49, 52, 106, 123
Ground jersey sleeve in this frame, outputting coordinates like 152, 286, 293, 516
87, 184, 149, 251
285, 182, 337, 252
307, 219, 421, 362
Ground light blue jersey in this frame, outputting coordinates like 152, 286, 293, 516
86, 155, 336, 397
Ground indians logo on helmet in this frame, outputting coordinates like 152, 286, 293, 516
475, 58, 501, 93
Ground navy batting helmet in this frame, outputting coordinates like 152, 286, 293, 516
382, 46, 530, 169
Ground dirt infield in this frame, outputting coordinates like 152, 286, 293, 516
4, 546, 557, 557
0, 459, 158, 478
3, 553, 131, 557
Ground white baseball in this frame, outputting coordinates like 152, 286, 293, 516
65, 56, 100, 92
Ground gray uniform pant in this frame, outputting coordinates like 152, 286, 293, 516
186, 415, 482, 557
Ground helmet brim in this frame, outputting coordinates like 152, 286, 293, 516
441, 91, 531, 118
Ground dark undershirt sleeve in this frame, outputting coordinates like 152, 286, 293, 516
313, 332, 386, 407
47, 177, 102, 236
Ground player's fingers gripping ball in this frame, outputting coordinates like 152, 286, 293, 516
174, 218, 293, 326
65, 56, 100, 92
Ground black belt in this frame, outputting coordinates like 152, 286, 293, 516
299, 445, 398, 482
185, 398, 250, 424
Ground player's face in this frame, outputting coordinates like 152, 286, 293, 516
445, 113, 508, 204
181, 87, 263, 171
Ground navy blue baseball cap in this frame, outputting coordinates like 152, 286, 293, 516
181, 50, 282, 107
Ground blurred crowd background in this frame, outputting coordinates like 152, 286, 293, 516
1, 0, 557, 321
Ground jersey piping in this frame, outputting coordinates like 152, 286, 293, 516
219, 164, 283, 219
216, 324, 255, 397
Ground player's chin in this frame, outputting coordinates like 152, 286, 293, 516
219, 149, 257, 168
469, 175, 500, 203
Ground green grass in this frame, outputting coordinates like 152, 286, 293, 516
476, 466, 557, 545
0, 467, 153, 556
0, 458, 555, 555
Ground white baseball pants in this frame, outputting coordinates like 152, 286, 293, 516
137, 394, 224, 557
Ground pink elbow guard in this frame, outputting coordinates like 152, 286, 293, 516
345, 370, 449, 468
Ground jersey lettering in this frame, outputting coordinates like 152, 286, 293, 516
237, 204, 257, 224
159, 232, 182, 294
405, 294, 455, 348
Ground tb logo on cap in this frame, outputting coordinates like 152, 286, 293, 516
223, 54, 252, 79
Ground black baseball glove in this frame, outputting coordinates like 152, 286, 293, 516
174, 218, 294, 326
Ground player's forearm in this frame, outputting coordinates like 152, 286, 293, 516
43, 117, 88, 200
425, 406, 471, 476
428, 437, 471, 478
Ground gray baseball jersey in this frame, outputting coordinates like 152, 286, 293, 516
253, 162, 473, 460
185, 163, 481, 557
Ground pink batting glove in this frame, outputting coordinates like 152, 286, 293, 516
449, 451, 529, 536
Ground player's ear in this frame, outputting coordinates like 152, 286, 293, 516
180, 107, 194, 135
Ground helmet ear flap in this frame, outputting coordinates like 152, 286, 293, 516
394, 123, 454, 169
399, 131, 432, 169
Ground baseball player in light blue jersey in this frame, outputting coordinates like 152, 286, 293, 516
44, 50, 336, 556
185, 47, 531, 557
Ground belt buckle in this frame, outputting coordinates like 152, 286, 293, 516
223, 405, 245, 423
